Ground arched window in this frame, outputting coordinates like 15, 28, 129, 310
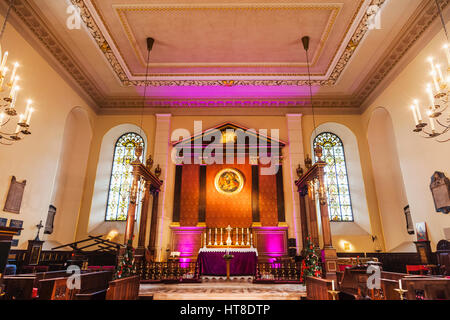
313, 132, 353, 222
105, 133, 144, 221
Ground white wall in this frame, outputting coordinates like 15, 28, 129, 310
362, 27, 450, 250
0, 17, 95, 249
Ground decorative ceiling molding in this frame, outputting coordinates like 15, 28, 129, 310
71, 0, 379, 86
355, 0, 449, 105
8, 0, 104, 103
4, 0, 447, 112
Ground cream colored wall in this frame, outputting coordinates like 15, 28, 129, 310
75, 115, 156, 245
302, 115, 385, 253
362, 28, 450, 251
0, 20, 95, 249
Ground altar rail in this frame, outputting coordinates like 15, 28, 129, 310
255, 262, 302, 283
139, 261, 200, 282
9, 250, 73, 273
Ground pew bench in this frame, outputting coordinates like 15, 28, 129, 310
306, 276, 338, 300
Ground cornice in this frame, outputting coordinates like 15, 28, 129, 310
4, 0, 447, 113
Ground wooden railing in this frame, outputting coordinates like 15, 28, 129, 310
255, 262, 302, 282
139, 261, 200, 282
106, 275, 140, 300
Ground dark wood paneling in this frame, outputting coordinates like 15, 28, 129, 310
252, 165, 260, 223
172, 165, 183, 223
276, 166, 286, 223
198, 165, 207, 223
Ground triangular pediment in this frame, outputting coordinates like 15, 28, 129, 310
173, 122, 286, 148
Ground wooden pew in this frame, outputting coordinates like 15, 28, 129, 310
404, 278, 450, 300
339, 267, 370, 300
3, 270, 69, 300
72, 270, 113, 300
306, 276, 337, 300
106, 275, 140, 300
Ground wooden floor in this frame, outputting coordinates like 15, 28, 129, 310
139, 277, 306, 300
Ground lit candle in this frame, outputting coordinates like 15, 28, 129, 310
399, 279, 402, 291
426, 85, 435, 108
9, 62, 18, 85
10, 86, 19, 109
414, 100, 423, 122
15, 114, 24, 134
332, 280, 335, 291
436, 64, 443, 82
431, 71, 440, 92
0, 51, 8, 73
427, 110, 436, 131
411, 106, 419, 125
26, 107, 34, 126
444, 43, 450, 66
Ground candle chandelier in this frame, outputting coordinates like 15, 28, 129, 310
410, 0, 449, 143
0, 0, 35, 146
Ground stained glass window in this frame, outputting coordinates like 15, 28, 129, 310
314, 132, 354, 222
105, 133, 144, 221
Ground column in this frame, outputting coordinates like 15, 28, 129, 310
251, 164, 260, 226
137, 182, 151, 249
124, 173, 139, 245
307, 189, 320, 247
299, 186, 309, 250
317, 165, 338, 280
276, 165, 286, 226
148, 188, 160, 258
285, 114, 305, 252
197, 165, 207, 226
152, 114, 172, 261
171, 165, 183, 226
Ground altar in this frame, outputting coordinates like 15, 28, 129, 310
198, 248, 258, 276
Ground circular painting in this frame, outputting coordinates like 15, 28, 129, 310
214, 168, 245, 195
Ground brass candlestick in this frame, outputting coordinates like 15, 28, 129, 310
327, 290, 340, 300
394, 288, 408, 300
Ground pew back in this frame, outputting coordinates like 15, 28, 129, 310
306, 276, 337, 300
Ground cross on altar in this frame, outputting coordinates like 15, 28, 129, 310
35, 220, 44, 241
225, 225, 233, 246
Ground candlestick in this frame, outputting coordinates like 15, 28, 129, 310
220, 228, 223, 246
399, 279, 402, 291
246, 228, 250, 246
235, 228, 239, 245
411, 105, 419, 125
427, 110, 436, 131
414, 100, 423, 121
250, 234, 253, 247
214, 228, 218, 246
332, 280, 335, 291
208, 229, 212, 246
431, 71, 440, 92
435, 64, 443, 82
26, 107, 34, 126
241, 228, 245, 245
9, 62, 18, 85
426, 84, 435, 105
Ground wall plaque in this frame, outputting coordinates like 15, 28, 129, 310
3, 176, 26, 214
430, 172, 450, 214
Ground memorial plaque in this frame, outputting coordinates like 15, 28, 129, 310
3, 176, 26, 214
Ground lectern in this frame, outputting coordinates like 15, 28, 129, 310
0, 226, 22, 297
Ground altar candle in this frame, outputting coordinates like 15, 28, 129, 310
332, 280, 335, 291
410, 105, 419, 126
399, 280, 402, 290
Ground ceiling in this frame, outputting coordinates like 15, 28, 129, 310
3, 0, 449, 113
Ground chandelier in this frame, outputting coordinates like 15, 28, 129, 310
410, 1, 449, 142
0, 0, 34, 145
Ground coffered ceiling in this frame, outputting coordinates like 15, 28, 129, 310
3, 0, 449, 113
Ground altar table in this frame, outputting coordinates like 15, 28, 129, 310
198, 248, 258, 276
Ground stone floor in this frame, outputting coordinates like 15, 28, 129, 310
139, 277, 306, 300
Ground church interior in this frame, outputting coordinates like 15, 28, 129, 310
0, 0, 450, 302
